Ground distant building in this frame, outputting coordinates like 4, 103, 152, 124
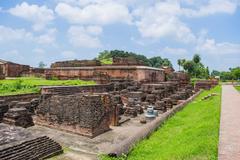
0, 59, 30, 77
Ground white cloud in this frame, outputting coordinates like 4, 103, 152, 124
0, 25, 56, 45
0, 25, 33, 42
36, 28, 57, 44
162, 47, 188, 56
183, 0, 238, 17
196, 38, 240, 55
61, 50, 77, 58
55, 2, 131, 25
68, 26, 102, 48
134, 1, 196, 43
8, 2, 54, 31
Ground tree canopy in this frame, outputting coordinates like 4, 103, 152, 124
97, 50, 172, 67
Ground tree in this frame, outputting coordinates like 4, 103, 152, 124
38, 61, 46, 68
205, 67, 210, 79
211, 70, 221, 77
162, 58, 172, 67
177, 59, 186, 71
183, 60, 195, 75
193, 54, 201, 64
149, 56, 163, 68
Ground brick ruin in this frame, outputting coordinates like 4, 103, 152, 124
0, 57, 214, 158
195, 79, 219, 90
0, 64, 5, 79
0, 59, 30, 77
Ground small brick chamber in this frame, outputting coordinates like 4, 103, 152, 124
35, 92, 115, 138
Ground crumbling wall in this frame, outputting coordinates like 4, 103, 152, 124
4, 63, 30, 77
195, 80, 218, 90
41, 84, 114, 95
51, 60, 101, 68
35, 93, 113, 137
0, 93, 40, 104
112, 57, 146, 66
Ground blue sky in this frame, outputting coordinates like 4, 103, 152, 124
0, 0, 239, 71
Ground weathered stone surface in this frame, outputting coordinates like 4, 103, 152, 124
154, 100, 166, 112
195, 80, 218, 90
3, 108, 34, 128
0, 100, 8, 122
0, 123, 63, 160
35, 93, 113, 137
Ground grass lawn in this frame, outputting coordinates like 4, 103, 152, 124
101, 86, 221, 160
234, 85, 240, 92
0, 77, 95, 96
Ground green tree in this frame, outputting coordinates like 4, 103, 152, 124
149, 56, 163, 68
193, 54, 201, 63
38, 61, 46, 68
162, 58, 172, 67
177, 59, 186, 71
211, 70, 221, 77
183, 60, 195, 75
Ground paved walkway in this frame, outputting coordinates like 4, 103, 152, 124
218, 85, 240, 160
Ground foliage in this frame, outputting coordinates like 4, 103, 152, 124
97, 50, 172, 67
212, 67, 240, 81
179, 54, 209, 79
101, 86, 221, 160
38, 61, 47, 68
0, 77, 95, 96
193, 54, 201, 64
235, 86, 240, 92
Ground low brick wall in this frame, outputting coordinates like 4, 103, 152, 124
41, 84, 114, 95
0, 93, 40, 103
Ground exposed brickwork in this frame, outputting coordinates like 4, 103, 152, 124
51, 59, 101, 68
0, 93, 40, 104
45, 66, 165, 83
195, 80, 218, 90
112, 57, 146, 66
0, 123, 62, 160
35, 93, 114, 138
0, 61, 30, 77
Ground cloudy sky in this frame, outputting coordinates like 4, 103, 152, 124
0, 0, 239, 71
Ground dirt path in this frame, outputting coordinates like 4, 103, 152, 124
218, 85, 240, 160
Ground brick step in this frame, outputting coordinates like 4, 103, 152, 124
0, 136, 62, 160
0, 140, 60, 160
0, 136, 49, 157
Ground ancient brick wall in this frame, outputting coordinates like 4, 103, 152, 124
51, 60, 101, 68
35, 94, 113, 137
195, 80, 218, 90
0, 93, 40, 104
4, 63, 30, 77
41, 84, 114, 95
112, 57, 146, 66
28, 67, 46, 77
0, 65, 4, 79
45, 66, 165, 83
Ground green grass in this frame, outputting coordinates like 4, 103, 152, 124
101, 86, 221, 160
0, 77, 96, 96
234, 85, 240, 92
100, 58, 113, 65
